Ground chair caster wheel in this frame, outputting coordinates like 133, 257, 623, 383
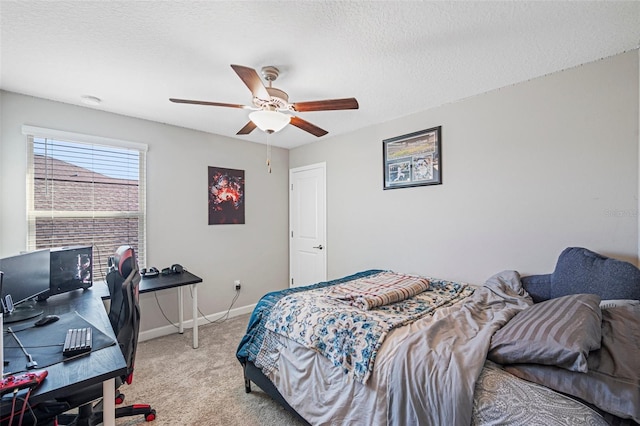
145, 409, 157, 421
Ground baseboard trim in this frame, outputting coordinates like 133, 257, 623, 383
139, 303, 257, 342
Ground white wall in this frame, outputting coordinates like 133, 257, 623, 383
2, 50, 638, 336
290, 50, 640, 284
0, 91, 289, 333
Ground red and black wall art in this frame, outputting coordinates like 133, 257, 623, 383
208, 166, 245, 225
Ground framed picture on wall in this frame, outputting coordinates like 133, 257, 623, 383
208, 166, 245, 225
383, 126, 442, 189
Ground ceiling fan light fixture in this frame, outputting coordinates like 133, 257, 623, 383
249, 110, 290, 133
171, 64, 357, 137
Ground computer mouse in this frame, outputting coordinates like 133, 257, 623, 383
34, 314, 60, 327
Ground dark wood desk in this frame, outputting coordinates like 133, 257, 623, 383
95, 271, 203, 348
2, 288, 126, 426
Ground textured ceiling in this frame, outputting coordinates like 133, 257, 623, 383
1, 1, 639, 149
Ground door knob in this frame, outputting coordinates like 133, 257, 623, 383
313, 245, 324, 250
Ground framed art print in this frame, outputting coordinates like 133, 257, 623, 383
208, 166, 245, 225
383, 126, 441, 189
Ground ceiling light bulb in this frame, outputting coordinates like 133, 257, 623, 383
249, 110, 290, 133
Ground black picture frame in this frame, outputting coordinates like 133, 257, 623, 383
383, 126, 442, 189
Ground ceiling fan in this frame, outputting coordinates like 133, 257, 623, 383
170, 64, 359, 137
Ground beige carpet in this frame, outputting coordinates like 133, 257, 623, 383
114, 314, 303, 426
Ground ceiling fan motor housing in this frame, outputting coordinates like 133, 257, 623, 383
254, 87, 289, 110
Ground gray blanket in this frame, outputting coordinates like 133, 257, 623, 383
386, 270, 532, 426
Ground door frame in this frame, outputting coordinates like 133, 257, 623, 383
289, 162, 327, 287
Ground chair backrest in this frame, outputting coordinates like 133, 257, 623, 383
106, 245, 141, 383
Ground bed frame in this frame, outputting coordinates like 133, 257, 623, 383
242, 361, 310, 425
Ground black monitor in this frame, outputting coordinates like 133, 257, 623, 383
48, 245, 93, 297
0, 249, 51, 323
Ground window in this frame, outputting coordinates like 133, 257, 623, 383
23, 126, 147, 282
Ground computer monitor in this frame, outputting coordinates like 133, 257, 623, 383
0, 249, 50, 323
48, 245, 93, 297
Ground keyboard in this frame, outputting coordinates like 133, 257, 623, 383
63, 327, 92, 357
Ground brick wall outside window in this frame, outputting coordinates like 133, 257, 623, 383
31, 152, 143, 281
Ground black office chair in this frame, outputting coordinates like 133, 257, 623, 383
36, 245, 156, 425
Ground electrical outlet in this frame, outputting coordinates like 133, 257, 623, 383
234, 280, 241, 291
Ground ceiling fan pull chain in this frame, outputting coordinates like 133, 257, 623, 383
266, 133, 272, 174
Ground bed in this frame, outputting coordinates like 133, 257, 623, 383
236, 247, 640, 425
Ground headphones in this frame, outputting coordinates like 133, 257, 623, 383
161, 264, 184, 276
140, 267, 159, 278
141, 264, 184, 278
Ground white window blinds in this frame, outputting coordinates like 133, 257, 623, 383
23, 126, 147, 281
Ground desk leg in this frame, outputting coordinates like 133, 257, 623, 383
103, 378, 116, 426
192, 283, 198, 349
178, 286, 184, 334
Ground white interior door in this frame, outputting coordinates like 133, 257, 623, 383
290, 163, 326, 287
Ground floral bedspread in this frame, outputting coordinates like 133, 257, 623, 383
236, 270, 384, 367
263, 272, 474, 383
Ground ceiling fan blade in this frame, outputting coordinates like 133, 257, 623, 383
291, 97, 359, 112
169, 98, 251, 109
230, 65, 270, 100
290, 116, 328, 137
236, 121, 257, 135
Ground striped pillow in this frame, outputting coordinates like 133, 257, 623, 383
488, 294, 602, 372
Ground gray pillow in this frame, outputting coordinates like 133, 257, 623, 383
520, 274, 551, 303
551, 247, 640, 300
504, 304, 640, 423
488, 293, 602, 372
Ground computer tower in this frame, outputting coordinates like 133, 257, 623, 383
44, 245, 93, 299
